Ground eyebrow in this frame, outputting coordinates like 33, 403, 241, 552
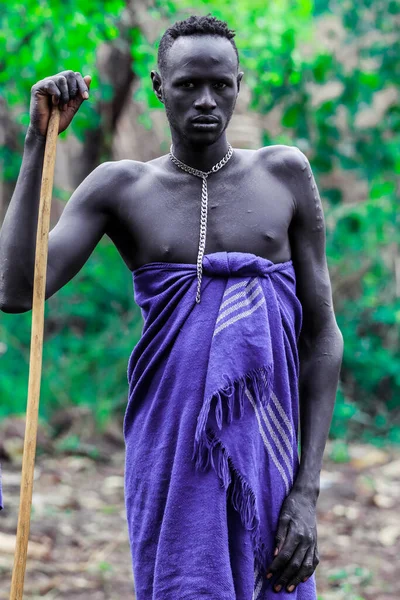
172, 74, 234, 83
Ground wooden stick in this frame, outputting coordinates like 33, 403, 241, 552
9, 105, 60, 600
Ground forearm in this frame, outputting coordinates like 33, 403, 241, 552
0, 127, 46, 310
292, 322, 344, 500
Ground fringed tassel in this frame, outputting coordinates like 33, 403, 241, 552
196, 430, 269, 572
192, 363, 274, 572
194, 363, 274, 457
227, 450, 269, 572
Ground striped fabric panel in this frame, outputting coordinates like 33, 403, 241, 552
258, 401, 293, 481
245, 387, 290, 495
271, 391, 292, 434
216, 279, 262, 324
213, 278, 265, 338
219, 278, 260, 312
266, 402, 293, 458
213, 296, 266, 337
221, 279, 250, 305
252, 565, 264, 600
261, 370, 294, 450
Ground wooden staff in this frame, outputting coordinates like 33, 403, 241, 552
9, 105, 61, 600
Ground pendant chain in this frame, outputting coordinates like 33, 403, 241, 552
169, 143, 234, 303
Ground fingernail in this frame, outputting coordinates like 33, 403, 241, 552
274, 585, 281, 592
274, 547, 279, 556
288, 585, 295, 592
266, 573, 272, 579
303, 577, 309, 582
83, 91, 89, 99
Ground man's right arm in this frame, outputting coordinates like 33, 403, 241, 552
0, 129, 114, 313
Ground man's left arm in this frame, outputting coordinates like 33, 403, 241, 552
290, 147, 344, 498
265, 146, 344, 592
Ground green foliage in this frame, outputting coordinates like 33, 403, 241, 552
0, 0, 125, 174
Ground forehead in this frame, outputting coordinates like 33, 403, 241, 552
166, 34, 238, 76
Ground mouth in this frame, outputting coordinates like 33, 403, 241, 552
191, 122, 219, 130
191, 116, 219, 124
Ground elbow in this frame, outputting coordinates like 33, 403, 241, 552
336, 325, 344, 364
0, 302, 32, 314
0, 293, 32, 314
0, 277, 33, 312
299, 320, 344, 360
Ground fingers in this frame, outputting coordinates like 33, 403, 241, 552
47, 80, 62, 106
65, 71, 78, 100
75, 72, 90, 99
275, 545, 311, 593
267, 519, 309, 592
33, 71, 91, 107
266, 520, 298, 586
56, 75, 69, 107
266, 533, 319, 593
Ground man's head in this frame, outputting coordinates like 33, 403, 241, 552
151, 14, 244, 147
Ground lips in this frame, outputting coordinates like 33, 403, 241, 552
191, 115, 219, 123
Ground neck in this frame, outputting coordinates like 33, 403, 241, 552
170, 132, 231, 172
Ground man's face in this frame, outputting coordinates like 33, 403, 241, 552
152, 35, 243, 146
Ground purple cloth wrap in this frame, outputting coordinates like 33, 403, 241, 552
123, 251, 317, 599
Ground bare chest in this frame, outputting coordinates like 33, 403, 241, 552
107, 151, 295, 271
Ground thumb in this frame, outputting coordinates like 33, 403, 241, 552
274, 514, 290, 555
84, 75, 92, 90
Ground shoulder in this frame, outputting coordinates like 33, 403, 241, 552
257, 144, 309, 174
260, 144, 319, 215
85, 158, 149, 211
90, 158, 149, 187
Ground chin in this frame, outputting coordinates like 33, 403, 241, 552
184, 129, 224, 147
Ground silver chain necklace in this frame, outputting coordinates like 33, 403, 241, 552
169, 143, 234, 303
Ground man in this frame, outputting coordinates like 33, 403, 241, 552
0, 14, 343, 599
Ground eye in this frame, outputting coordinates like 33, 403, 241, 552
214, 82, 227, 90
180, 81, 194, 88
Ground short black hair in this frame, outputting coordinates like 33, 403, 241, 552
157, 14, 239, 77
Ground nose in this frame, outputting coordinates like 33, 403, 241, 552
193, 86, 217, 111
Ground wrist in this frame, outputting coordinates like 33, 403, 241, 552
26, 125, 47, 146
291, 479, 320, 503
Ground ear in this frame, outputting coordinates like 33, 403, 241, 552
237, 71, 244, 94
151, 70, 164, 104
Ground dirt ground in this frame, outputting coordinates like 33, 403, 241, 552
0, 417, 399, 600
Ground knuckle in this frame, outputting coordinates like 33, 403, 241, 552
303, 562, 315, 575
291, 561, 301, 571
279, 551, 292, 562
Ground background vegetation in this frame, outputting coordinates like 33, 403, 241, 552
0, 0, 399, 446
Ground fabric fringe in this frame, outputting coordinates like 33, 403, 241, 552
192, 363, 274, 572
194, 364, 274, 448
